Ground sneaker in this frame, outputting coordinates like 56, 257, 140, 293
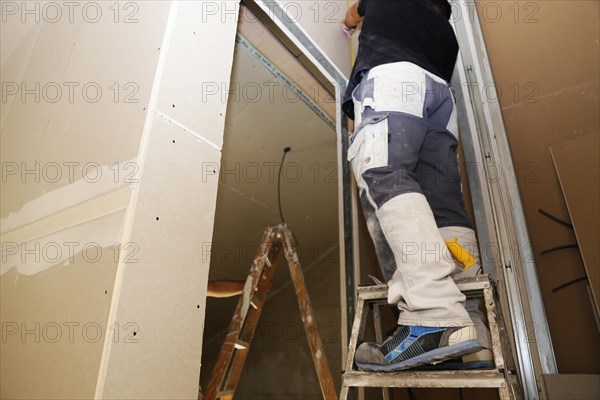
355, 325, 483, 371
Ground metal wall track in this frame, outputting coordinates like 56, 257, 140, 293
450, 1, 558, 398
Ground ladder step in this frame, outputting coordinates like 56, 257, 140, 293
234, 340, 249, 350
342, 370, 506, 389
216, 389, 234, 398
357, 285, 388, 299
357, 275, 492, 300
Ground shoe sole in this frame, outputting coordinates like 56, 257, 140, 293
355, 340, 483, 372
417, 359, 495, 371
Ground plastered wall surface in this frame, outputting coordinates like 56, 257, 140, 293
1, 2, 170, 218
475, 0, 600, 373
1, 1, 170, 397
97, 1, 240, 398
2, 0, 240, 398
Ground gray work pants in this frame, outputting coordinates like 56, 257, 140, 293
348, 62, 475, 327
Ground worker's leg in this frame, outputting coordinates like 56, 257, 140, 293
349, 62, 481, 370
359, 190, 397, 283
359, 199, 488, 348
441, 226, 494, 368
350, 63, 472, 326
359, 192, 493, 369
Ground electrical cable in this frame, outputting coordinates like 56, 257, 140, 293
552, 276, 588, 293
277, 147, 300, 246
538, 208, 573, 229
277, 147, 292, 224
540, 244, 579, 255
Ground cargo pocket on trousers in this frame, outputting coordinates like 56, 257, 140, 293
347, 115, 389, 182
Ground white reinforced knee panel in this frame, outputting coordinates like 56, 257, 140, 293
376, 192, 474, 327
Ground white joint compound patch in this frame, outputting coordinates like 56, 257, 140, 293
1, 159, 135, 276
1, 210, 126, 276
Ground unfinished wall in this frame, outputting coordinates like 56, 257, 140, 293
475, 0, 600, 373
1, 2, 169, 397
1, 1, 239, 398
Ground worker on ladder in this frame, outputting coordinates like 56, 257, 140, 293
341, 0, 493, 371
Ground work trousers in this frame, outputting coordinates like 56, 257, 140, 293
348, 62, 475, 327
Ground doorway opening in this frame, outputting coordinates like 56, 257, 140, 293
200, 7, 342, 398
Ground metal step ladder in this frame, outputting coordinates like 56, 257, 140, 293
204, 224, 337, 400
340, 274, 522, 400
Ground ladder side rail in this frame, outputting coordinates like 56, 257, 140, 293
205, 227, 277, 399
222, 245, 282, 396
482, 284, 506, 371
280, 225, 338, 400
340, 295, 366, 400
492, 281, 525, 400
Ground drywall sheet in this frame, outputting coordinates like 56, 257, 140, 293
1, 1, 170, 219
99, 115, 222, 399
275, 0, 353, 77
96, 2, 239, 398
1, 1, 171, 398
551, 133, 600, 311
543, 374, 600, 400
0, 235, 122, 399
476, 0, 600, 373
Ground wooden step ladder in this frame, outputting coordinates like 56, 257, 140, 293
340, 274, 522, 400
204, 224, 338, 400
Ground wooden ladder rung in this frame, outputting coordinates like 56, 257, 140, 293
216, 389, 235, 398
342, 370, 507, 389
356, 285, 388, 299
356, 275, 492, 300
234, 340, 249, 350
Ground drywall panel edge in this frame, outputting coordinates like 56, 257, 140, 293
95, 1, 239, 398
